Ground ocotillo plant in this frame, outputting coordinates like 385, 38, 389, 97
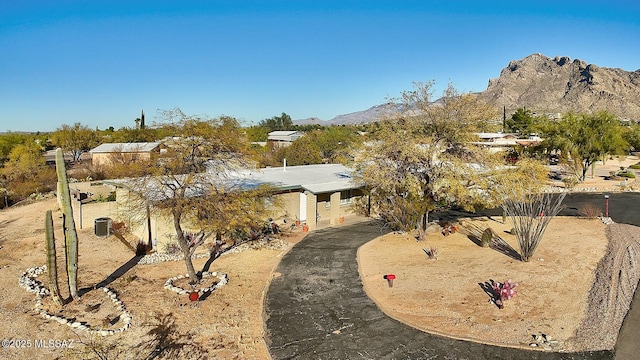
45, 209, 63, 305
55, 148, 79, 300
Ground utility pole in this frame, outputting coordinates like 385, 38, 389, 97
503, 106, 506, 132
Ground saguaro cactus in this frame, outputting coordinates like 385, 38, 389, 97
45, 209, 63, 305
55, 148, 79, 300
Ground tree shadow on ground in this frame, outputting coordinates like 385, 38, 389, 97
490, 237, 522, 261
142, 312, 209, 360
478, 280, 501, 309
80, 255, 144, 296
459, 222, 522, 261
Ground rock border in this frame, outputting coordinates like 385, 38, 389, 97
163, 271, 228, 296
18, 265, 132, 336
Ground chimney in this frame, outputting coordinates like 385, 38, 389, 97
283, 158, 287, 171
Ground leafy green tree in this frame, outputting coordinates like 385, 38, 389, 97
292, 123, 325, 132
306, 126, 358, 163
0, 132, 32, 164
0, 140, 57, 201
107, 127, 160, 143
245, 125, 271, 142
51, 123, 99, 162
258, 112, 293, 131
505, 108, 544, 136
543, 111, 628, 181
277, 136, 322, 165
623, 123, 640, 151
354, 82, 502, 239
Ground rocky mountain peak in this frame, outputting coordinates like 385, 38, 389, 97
481, 53, 640, 120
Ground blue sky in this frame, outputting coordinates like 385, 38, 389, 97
1, 1, 639, 132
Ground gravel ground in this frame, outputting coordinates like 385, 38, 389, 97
572, 223, 640, 350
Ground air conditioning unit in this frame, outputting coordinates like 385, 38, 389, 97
94, 217, 112, 237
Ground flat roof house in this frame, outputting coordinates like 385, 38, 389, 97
90, 142, 162, 167
109, 163, 363, 250
267, 131, 303, 147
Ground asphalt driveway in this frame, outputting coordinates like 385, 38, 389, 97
265, 193, 639, 359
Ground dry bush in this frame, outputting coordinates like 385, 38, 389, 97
423, 247, 440, 260
579, 203, 602, 219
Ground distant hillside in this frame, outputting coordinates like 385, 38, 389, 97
294, 53, 640, 125
294, 104, 396, 126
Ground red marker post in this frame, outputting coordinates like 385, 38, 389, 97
384, 274, 396, 287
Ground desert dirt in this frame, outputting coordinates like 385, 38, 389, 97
358, 216, 638, 351
0, 155, 639, 359
0, 198, 305, 360
357, 155, 640, 352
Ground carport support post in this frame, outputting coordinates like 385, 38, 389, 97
306, 192, 317, 231
77, 198, 82, 229
330, 192, 341, 225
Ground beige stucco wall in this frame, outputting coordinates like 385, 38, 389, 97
269, 191, 300, 221
107, 186, 365, 251
91, 151, 154, 168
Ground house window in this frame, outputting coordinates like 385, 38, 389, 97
340, 190, 352, 205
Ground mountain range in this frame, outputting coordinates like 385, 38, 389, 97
295, 53, 640, 125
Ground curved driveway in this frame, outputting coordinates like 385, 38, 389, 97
265, 194, 639, 359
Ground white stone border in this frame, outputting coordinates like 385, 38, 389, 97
18, 265, 132, 336
138, 252, 210, 265
163, 271, 228, 296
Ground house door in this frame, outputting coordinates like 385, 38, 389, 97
299, 192, 307, 222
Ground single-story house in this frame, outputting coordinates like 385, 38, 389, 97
89, 142, 162, 167
44, 149, 76, 165
267, 131, 303, 147
471, 133, 542, 153
107, 163, 363, 250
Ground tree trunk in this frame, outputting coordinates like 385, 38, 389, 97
417, 209, 429, 241
580, 162, 588, 182
146, 202, 153, 250
172, 208, 200, 284
184, 254, 199, 285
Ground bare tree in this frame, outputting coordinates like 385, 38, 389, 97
353, 81, 502, 239
122, 112, 273, 284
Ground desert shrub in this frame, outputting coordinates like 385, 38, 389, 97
423, 247, 440, 260
95, 192, 116, 202
162, 240, 181, 255
578, 203, 602, 219
630, 162, 640, 170
618, 171, 636, 178
562, 176, 578, 189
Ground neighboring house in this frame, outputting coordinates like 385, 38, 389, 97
108, 163, 363, 250
471, 133, 542, 152
44, 149, 76, 165
267, 131, 303, 148
89, 142, 162, 167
